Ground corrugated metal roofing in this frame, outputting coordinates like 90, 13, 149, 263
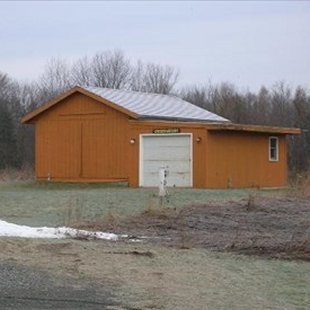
84, 86, 229, 122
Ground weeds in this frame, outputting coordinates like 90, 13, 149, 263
0, 166, 34, 182
289, 171, 310, 198
101, 211, 121, 231
245, 191, 259, 211
142, 196, 171, 219
63, 196, 85, 227
179, 230, 193, 250
142, 205, 170, 220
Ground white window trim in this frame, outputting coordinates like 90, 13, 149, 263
269, 136, 279, 162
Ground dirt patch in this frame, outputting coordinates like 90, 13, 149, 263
78, 195, 310, 261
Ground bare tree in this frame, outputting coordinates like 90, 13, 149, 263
91, 50, 131, 89
270, 81, 294, 127
130, 60, 145, 92
180, 85, 208, 109
252, 86, 272, 125
0, 73, 23, 168
290, 87, 310, 172
143, 63, 179, 94
39, 57, 73, 98
0, 72, 13, 101
130, 61, 179, 94
71, 56, 93, 86
38, 51, 179, 94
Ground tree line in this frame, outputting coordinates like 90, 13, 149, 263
0, 50, 309, 175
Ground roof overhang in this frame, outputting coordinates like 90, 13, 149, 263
207, 123, 301, 135
129, 119, 301, 135
21, 86, 139, 124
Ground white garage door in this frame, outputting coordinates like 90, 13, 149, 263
140, 134, 192, 187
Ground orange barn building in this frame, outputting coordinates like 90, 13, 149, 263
22, 86, 300, 188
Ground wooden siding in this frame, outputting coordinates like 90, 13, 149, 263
32, 92, 291, 188
206, 131, 287, 188
35, 93, 130, 182
127, 121, 207, 187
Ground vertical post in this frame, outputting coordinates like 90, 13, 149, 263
159, 167, 168, 206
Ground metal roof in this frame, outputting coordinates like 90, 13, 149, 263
84, 86, 229, 123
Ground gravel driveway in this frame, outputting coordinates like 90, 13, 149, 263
0, 262, 119, 309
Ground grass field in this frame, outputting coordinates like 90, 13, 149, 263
0, 181, 285, 227
0, 181, 309, 309
0, 239, 309, 310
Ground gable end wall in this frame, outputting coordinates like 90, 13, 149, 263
35, 92, 130, 182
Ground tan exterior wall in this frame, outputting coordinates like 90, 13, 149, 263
35, 93, 130, 182
205, 131, 287, 188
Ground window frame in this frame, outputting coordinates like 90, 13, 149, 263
269, 136, 279, 162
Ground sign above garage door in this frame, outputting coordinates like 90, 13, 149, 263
139, 134, 192, 187
153, 128, 180, 134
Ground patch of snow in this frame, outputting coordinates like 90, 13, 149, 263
0, 219, 125, 240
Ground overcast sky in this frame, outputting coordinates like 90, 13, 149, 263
0, 1, 309, 91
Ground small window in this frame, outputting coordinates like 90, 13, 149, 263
269, 136, 279, 162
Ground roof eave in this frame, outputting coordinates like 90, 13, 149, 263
207, 123, 301, 135
21, 86, 80, 124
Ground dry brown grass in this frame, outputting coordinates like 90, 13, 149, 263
298, 175, 310, 197
62, 196, 85, 227
0, 166, 34, 182
290, 172, 310, 198
245, 191, 259, 211
62, 196, 122, 232
76, 195, 310, 261
100, 211, 122, 231
142, 204, 171, 220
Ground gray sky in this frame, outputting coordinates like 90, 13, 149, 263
0, 1, 309, 91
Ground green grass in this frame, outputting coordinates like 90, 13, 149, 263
0, 181, 286, 227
